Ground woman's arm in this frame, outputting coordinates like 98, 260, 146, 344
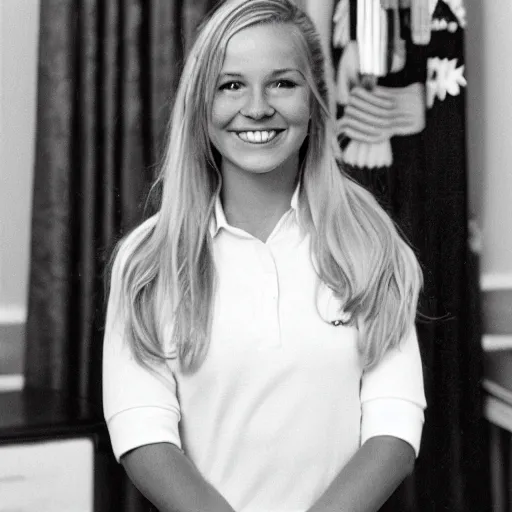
308, 324, 426, 512
307, 435, 415, 512
122, 442, 236, 512
104, 236, 235, 512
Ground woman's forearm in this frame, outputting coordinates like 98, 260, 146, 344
122, 442, 236, 512
307, 436, 416, 512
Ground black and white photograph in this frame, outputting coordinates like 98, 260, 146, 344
0, 1, 509, 511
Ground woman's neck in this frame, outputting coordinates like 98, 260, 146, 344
220, 159, 299, 243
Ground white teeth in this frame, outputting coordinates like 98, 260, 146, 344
237, 130, 278, 144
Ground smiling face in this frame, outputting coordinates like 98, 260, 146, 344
208, 22, 311, 180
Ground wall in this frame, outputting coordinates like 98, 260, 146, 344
466, 0, 512, 348
0, 0, 40, 385
466, 0, 512, 286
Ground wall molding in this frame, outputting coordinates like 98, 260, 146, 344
0, 277, 509, 373
0, 375, 24, 393
484, 394, 512, 433
0, 306, 27, 324
483, 335, 512, 352
481, 272, 512, 291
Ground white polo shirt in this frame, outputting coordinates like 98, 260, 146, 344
103, 188, 426, 512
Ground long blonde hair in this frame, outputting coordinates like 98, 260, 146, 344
108, 0, 423, 372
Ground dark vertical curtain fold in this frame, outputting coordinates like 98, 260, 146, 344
26, 0, 215, 403
26, 1, 215, 509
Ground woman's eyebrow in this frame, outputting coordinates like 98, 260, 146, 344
219, 72, 243, 78
218, 68, 302, 78
270, 68, 301, 75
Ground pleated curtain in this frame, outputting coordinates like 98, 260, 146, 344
26, 1, 216, 510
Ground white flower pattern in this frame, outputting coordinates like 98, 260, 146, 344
328, 0, 466, 165
440, 0, 467, 28
426, 57, 467, 108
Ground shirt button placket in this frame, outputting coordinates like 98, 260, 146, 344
257, 243, 281, 348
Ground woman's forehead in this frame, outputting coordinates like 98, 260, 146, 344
220, 23, 304, 74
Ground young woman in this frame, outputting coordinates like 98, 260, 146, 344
102, 1, 426, 511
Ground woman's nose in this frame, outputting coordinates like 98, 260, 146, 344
240, 89, 275, 119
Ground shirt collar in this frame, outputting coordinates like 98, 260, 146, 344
209, 182, 301, 238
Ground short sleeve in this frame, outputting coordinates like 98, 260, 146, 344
102, 238, 182, 463
360, 327, 427, 457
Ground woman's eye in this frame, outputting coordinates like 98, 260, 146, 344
219, 81, 243, 91
273, 79, 296, 89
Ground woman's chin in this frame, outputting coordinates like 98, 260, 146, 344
226, 159, 284, 176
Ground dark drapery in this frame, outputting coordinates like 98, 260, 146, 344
326, 1, 491, 510
26, 1, 216, 510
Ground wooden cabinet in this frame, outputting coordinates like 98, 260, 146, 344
0, 389, 115, 512
484, 350, 512, 512
0, 438, 94, 511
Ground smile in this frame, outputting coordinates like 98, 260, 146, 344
235, 130, 283, 144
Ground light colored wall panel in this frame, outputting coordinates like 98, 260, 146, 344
466, 0, 512, 278
0, 0, 40, 312
0, 1, 40, 380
